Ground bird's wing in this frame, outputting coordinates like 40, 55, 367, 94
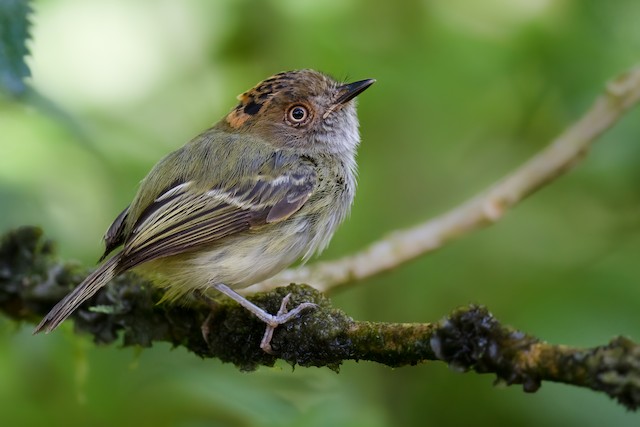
116, 165, 317, 270
100, 205, 130, 261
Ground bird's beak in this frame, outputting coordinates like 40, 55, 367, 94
335, 79, 376, 105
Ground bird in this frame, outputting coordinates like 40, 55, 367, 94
34, 69, 375, 352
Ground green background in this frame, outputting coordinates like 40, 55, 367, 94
2, 0, 640, 425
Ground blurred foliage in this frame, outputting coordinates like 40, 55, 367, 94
1, 0, 640, 426
0, 0, 32, 96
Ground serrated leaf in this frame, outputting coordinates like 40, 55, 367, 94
0, 0, 33, 96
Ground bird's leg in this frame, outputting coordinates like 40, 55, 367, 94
196, 290, 221, 346
213, 283, 317, 354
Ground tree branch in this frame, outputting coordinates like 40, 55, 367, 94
3, 67, 640, 412
246, 65, 640, 294
1, 226, 639, 410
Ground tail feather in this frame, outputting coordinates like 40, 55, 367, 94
33, 255, 121, 334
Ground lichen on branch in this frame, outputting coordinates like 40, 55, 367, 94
1, 226, 639, 410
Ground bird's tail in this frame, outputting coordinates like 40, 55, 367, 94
33, 255, 121, 334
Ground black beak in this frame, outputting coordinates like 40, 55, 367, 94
335, 78, 376, 105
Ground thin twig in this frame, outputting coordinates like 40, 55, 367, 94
246, 66, 640, 294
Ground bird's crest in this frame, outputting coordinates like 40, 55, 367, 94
225, 71, 300, 129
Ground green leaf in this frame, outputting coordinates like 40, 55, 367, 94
0, 0, 33, 96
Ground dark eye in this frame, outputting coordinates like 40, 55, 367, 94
286, 105, 310, 125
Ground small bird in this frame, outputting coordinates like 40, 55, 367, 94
34, 69, 374, 352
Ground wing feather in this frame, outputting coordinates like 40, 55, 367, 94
100, 206, 129, 261
117, 163, 316, 269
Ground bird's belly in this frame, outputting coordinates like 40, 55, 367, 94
191, 233, 305, 288
142, 220, 314, 301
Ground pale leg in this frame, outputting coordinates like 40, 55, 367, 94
198, 293, 220, 345
213, 283, 317, 353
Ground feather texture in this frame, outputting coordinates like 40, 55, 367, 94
34, 255, 120, 333
33, 154, 317, 333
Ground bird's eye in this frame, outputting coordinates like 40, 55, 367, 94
286, 105, 310, 125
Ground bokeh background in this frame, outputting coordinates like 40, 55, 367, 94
2, 0, 640, 426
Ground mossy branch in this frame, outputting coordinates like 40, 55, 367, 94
1, 226, 639, 410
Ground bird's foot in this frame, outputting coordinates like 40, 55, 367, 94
213, 283, 317, 354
